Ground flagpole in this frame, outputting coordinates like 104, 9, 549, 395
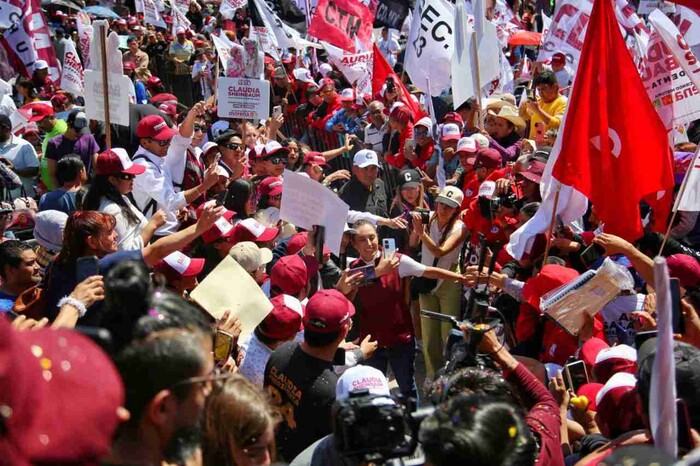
658, 146, 700, 255
542, 186, 561, 267
471, 31, 484, 129
99, 23, 111, 149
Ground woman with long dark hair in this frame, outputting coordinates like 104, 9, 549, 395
82, 149, 165, 250
224, 178, 256, 224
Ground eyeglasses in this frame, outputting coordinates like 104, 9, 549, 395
148, 138, 171, 147
117, 173, 136, 180
266, 157, 287, 165
193, 124, 205, 132
224, 142, 242, 150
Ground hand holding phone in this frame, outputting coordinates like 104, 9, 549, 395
214, 330, 234, 365
272, 105, 283, 118
382, 238, 397, 260
564, 360, 589, 394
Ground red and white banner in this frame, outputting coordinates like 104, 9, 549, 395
60, 39, 84, 96
171, 4, 192, 35
76, 11, 93, 69
220, 0, 248, 19
0, 0, 60, 82
144, 0, 167, 29
308, 0, 375, 52
323, 41, 373, 97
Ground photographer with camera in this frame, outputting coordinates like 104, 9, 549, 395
410, 186, 467, 378
419, 325, 564, 466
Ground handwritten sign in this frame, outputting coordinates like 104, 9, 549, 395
217, 77, 270, 120
84, 70, 131, 127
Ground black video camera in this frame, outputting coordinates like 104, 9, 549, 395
385, 77, 396, 93
478, 191, 518, 221
415, 208, 431, 224
333, 389, 429, 463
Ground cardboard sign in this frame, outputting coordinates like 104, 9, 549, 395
84, 70, 131, 127
191, 256, 273, 339
217, 77, 270, 120
279, 170, 350, 255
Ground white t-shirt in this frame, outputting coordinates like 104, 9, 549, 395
361, 251, 426, 278
421, 217, 465, 289
600, 293, 645, 346
99, 196, 148, 251
378, 36, 400, 68
238, 332, 272, 388
0, 134, 39, 197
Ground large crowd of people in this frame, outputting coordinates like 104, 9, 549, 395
0, 1, 700, 465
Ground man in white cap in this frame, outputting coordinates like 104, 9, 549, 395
31, 60, 57, 99
339, 149, 388, 218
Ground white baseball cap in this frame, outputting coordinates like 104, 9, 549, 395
353, 149, 380, 168
472, 133, 490, 149
478, 180, 497, 199
336, 365, 391, 400
34, 60, 49, 71
228, 241, 273, 273
340, 88, 355, 102
293, 67, 315, 84
435, 186, 464, 208
415, 116, 433, 130
456, 137, 477, 154
319, 63, 333, 77
441, 123, 461, 141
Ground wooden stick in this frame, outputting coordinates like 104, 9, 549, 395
542, 186, 562, 267
471, 31, 484, 129
658, 208, 679, 257
99, 24, 111, 149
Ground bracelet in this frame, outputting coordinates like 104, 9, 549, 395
58, 296, 87, 318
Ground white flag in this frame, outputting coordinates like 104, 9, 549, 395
473, 0, 501, 86
221, 0, 248, 19
405, 0, 455, 96
323, 42, 374, 97
451, 0, 475, 109
674, 146, 700, 212
250, 0, 318, 52
171, 5, 191, 36
650, 257, 677, 458
144, 0, 167, 29
211, 33, 234, 74
76, 11, 93, 69
60, 40, 84, 96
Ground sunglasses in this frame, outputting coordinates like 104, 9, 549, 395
117, 173, 136, 180
193, 124, 205, 132
415, 129, 429, 137
266, 157, 287, 165
224, 142, 242, 150
148, 138, 171, 147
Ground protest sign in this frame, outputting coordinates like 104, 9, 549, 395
144, 0, 167, 29
640, 25, 700, 131
217, 77, 270, 120
323, 41, 374, 97
308, 0, 375, 52
191, 256, 273, 339
84, 70, 131, 127
405, 0, 455, 96
173, 0, 191, 13
60, 41, 84, 96
374, 0, 409, 29
0, 0, 61, 83
280, 170, 350, 256
89, 21, 124, 75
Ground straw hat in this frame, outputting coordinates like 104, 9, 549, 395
488, 105, 527, 133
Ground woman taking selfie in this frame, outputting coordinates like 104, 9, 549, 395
387, 168, 430, 253
82, 149, 166, 251
410, 186, 467, 379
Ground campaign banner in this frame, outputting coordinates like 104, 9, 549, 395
308, 0, 375, 52
220, 0, 248, 19
675, 6, 700, 47
144, 0, 167, 29
323, 41, 374, 97
60, 40, 84, 96
76, 12, 93, 69
405, 0, 455, 96
84, 70, 131, 127
373, 0, 409, 29
638, 1, 675, 15
0, 1, 24, 29
640, 25, 700, 131
217, 77, 270, 120
211, 33, 234, 74
0, 0, 61, 83
171, 4, 191, 35
173, 0, 191, 13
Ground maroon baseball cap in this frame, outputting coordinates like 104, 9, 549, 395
667, 254, 700, 289
442, 111, 464, 127
271, 254, 311, 296
232, 218, 279, 244
474, 148, 502, 169
153, 251, 205, 279
158, 103, 178, 118
136, 115, 177, 141
96, 148, 147, 176
517, 160, 546, 184
257, 176, 283, 197
0, 318, 125, 465
303, 289, 355, 333
286, 232, 331, 256
196, 207, 236, 244
303, 152, 328, 167
259, 294, 304, 340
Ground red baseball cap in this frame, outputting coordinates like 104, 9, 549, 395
303, 152, 328, 167
257, 176, 284, 197
149, 93, 178, 105
21, 102, 54, 122
0, 318, 124, 465
259, 294, 304, 340
287, 232, 331, 256
196, 207, 236, 244
146, 76, 162, 89
580, 337, 610, 370
232, 218, 279, 244
303, 289, 355, 333
153, 251, 205, 281
442, 111, 464, 127
594, 344, 637, 384
271, 254, 311, 296
667, 254, 700, 289
122, 61, 136, 71
136, 115, 177, 141
474, 148, 502, 169
158, 103, 178, 118
96, 148, 147, 176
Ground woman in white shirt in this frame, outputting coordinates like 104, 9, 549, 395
410, 186, 467, 379
82, 149, 165, 251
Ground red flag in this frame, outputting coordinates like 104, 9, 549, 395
551, 0, 673, 242
308, 0, 375, 52
371, 43, 423, 121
